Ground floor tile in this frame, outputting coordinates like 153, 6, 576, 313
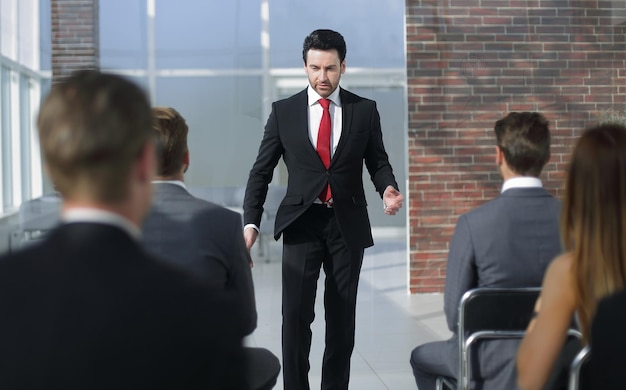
250, 235, 447, 389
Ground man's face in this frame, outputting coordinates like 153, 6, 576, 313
304, 48, 345, 98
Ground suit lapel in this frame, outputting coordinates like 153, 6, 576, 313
331, 88, 352, 167
294, 88, 352, 168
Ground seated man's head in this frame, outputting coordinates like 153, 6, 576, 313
37, 70, 155, 221
494, 112, 551, 178
152, 106, 189, 181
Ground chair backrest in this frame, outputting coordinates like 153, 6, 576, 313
9, 193, 62, 252
456, 287, 541, 390
459, 287, 541, 337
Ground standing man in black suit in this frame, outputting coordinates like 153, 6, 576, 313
0, 71, 245, 389
243, 29, 403, 390
142, 106, 280, 390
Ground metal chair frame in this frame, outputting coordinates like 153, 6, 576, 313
568, 345, 591, 390
434, 287, 583, 390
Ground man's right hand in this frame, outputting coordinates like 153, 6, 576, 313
244, 226, 258, 250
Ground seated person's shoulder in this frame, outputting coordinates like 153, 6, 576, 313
546, 253, 572, 275
140, 251, 243, 316
540, 252, 575, 303
190, 199, 242, 223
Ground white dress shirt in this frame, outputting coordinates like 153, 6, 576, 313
501, 176, 543, 193
307, 85, 342, 158
153, 179, 187, 189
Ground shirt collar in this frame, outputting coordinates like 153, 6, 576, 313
501, 177, 543, 193
62, 208, 141, 240
153, 180, 186, 189
307, 85, 341, 107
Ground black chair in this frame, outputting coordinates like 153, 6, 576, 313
9, 193, 61, 252
436, 287, 582, 390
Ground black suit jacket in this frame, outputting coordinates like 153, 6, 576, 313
142, 183, 257, 336
590, 289, 626, 389
0, 223, 246, 389
244, 88, 398, 249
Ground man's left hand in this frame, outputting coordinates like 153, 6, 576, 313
383, 185, 403, 215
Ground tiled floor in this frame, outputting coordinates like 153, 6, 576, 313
245, 233, 451, 390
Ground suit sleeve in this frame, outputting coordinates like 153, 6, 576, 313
363, 102, 398, 196
243, 103, 284, 228
225, 213, 258, 336
191, 208, 257, 336
443, 214, 477, 333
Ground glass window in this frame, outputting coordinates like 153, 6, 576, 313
0, 0, 18, 60
155, 75, 264, 187
269, 0, 405, 68
0, 0, 46, 216
17, 0, 39, 69
0, 66, 11, 211
99, 0, 407, 230
100, 0, 149, 69
155, 0, 262, 69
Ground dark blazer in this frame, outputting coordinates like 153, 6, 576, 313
142, 183, 257, 335
444, 187, 562, 388
143, 183, 280, 390
590, 289, 626, 390
0, 223, 246, 389
244, 88, 398, 250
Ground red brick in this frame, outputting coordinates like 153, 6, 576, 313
51, 0, 99, 81
406, 0, 626, 293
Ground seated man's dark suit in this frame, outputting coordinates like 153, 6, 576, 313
0, 222, 245, 389
142, 182, 280, 390
411, 184, 562, 389
589, 289, 626, 390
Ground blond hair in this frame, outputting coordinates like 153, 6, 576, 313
37, 71, 153, 203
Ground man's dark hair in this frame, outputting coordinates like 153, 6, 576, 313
494, 112, 551, 177
302, 29, 347, 64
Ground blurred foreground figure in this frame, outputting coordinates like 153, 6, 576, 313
0, 70, 246, 389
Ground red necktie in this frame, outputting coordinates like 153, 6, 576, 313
316, 98, 332, 203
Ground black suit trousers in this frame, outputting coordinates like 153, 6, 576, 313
281, 204, 364, 390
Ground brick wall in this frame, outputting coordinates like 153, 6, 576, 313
51, 0, 99, 81
406, 0, 626, 293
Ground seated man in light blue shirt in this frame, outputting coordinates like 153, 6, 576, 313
410, 112, 562, 390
